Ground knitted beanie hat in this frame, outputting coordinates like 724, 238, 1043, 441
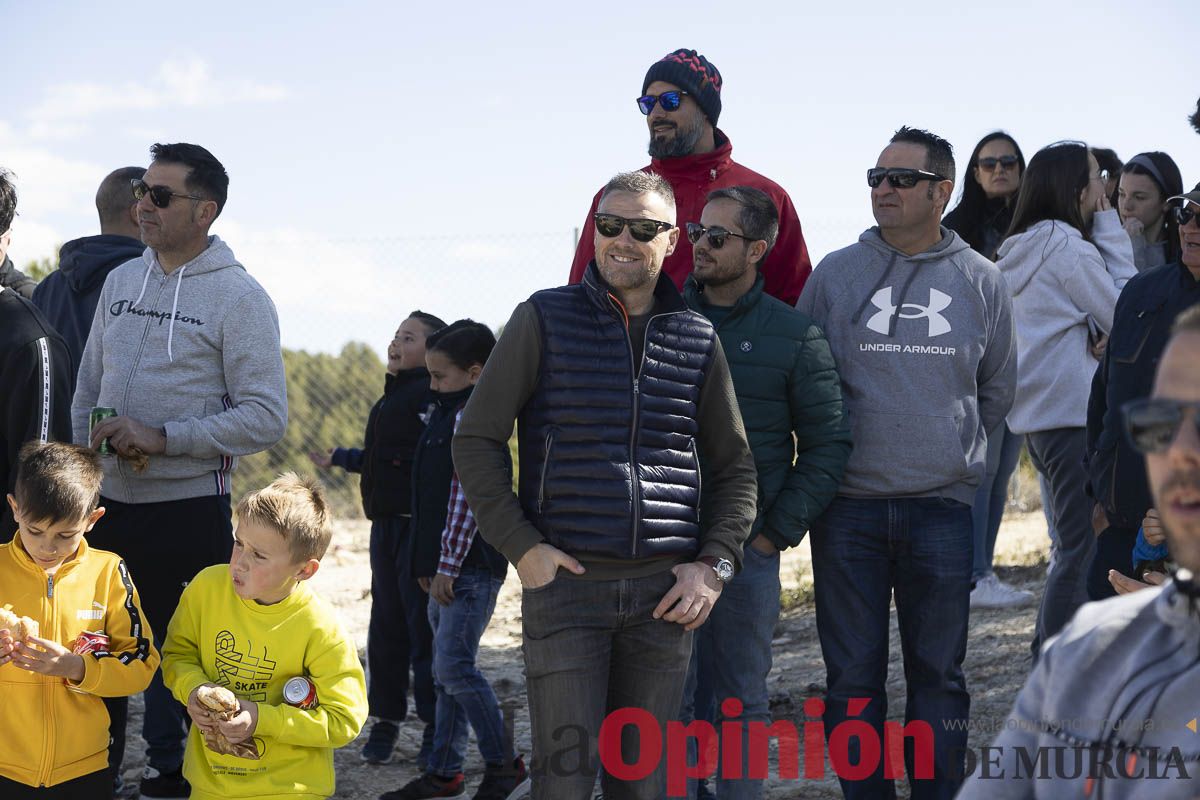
642, 49, 723, 126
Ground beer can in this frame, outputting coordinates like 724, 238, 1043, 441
283, 676, 318, 709
72, 630, 110, 655
89, 407, 118, 455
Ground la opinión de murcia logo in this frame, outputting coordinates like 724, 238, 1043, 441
866, 287, 953, 338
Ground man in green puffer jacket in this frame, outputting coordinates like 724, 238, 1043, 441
680, 186, 851, 799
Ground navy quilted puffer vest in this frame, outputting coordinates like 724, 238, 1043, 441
517, 264, 717, 560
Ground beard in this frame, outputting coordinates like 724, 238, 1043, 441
648, 117, 705, 159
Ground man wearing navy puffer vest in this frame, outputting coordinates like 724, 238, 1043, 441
454, 171, 758, 800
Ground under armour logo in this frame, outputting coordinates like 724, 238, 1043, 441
740, 341, 753, 352
866, 287, 952, 337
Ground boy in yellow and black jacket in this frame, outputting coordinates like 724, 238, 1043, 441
0, 442, 158, 799
162, 473, 367, 800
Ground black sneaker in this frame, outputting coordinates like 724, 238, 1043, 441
473, 756, 528, 800
361, 719, 401, 764
380, 772, 466, 799
138, 765, 190, 799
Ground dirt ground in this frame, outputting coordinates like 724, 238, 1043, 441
118, 512, 1051, 799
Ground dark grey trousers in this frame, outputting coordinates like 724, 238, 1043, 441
1027, 427, 1096, 657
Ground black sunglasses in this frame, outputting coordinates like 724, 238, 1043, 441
594, 213, 674, 243
1123, 398, 1200, 454
131, 179, 205, 209
867, 168, 948, 189
686, 222, 752, 249
1173, 205, 1199, 228
636, 90, 689, 115
978, 155, 1019, 172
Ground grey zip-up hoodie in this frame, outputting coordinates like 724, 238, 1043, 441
71, 236, 287, 503
796, 227, 1015, 504
958, 578, 1200, 798
994, 209, 1136, 435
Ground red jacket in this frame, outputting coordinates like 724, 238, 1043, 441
568, 131, 812, 305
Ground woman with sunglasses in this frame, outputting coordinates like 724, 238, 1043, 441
1117, 151, 1184, 271
1086, 185, 1200, 602
942, 132, 1034, 610
944, 131, 1026, 261
994, 141, 1136, 657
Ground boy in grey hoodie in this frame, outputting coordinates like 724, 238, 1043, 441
797, 127, 1015, 800
70, 144, 287, 798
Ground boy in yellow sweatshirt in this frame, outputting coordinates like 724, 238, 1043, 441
162, 473, 368, 800
0, 442, 158, 799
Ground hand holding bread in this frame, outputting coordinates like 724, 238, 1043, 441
192, 684, 261, 760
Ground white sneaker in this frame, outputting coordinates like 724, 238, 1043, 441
971, 572, 1034, 609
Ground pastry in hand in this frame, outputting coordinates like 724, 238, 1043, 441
0, 604, 39, 642
196, 685, 260, 760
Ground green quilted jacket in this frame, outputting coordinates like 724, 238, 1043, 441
684, 273, 852, 549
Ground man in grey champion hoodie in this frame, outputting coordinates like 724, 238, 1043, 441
796, 127, 1016, 800
71, 143, 287, 799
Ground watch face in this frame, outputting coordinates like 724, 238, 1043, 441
716, 559, 734, 582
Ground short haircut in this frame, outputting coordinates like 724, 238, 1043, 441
14, 442, 103, 524
599, 170, 676, 210
890, 126, 956, 185
408, 309, 447, 334
96, 167, 146, 229
1005, 140, 1092, 241
236, 473, 332, 563
149, 143, 229, 217
426, 319, 496, 371
707, 185, 779, 261
0, 168, 16, 233
1172, 304, 1200, 335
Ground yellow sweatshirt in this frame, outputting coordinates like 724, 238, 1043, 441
0, 537, 158, 787
162, 565, 367, 800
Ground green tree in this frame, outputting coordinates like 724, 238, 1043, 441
24, 249, 59, 282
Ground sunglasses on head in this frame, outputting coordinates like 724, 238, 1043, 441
594, 213, 674, 242
867, 167, 948, 189
131, 179, 205, 209
1123, 398, 1200, 454
686, 222, 752, 249
1173, 204, 1199, 227
978, 155, 1019, 172
636, 90, 690, 116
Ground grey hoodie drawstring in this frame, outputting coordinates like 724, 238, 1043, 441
166, 265, 187, 362
131, 263, 153, 310
851, 251, 900, 331
886, 265, 923, 337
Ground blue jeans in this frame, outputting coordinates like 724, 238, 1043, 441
681, 543, 781, 799
810, 496, 972, 800
522, 569, 693, 800
426, 568, 507, 776
971, 424, 1023, 581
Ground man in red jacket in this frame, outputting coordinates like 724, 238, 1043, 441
568, 48, 812, 305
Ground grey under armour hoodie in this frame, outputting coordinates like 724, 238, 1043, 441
71, 236, 288, 503
796, 227, 1016, 504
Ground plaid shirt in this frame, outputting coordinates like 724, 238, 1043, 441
437, 409, 479, 578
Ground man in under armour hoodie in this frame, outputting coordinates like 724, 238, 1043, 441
796, 127, 1015, 800
71, 143, 287, 800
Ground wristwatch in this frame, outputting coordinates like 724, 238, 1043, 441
698, 556, 734, 584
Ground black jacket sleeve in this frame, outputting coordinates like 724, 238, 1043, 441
1, 333, 72, 539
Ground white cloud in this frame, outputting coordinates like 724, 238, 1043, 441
24, 58, 290, 136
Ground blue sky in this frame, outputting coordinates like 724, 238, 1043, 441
6, 0, 1196, 355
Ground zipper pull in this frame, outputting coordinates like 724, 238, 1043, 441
47, 575, 54, 599
633, 378, 640, 395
